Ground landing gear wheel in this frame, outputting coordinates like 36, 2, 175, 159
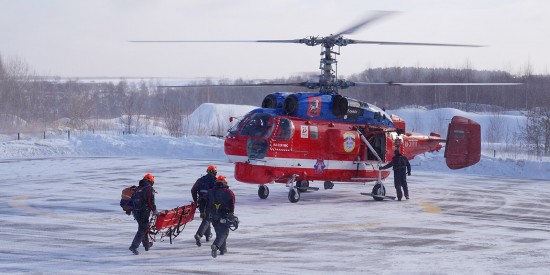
372, 184, 386, 201
324, 181, 334, 190
258, 185, 269, 199
296, 180, 309, 192
288, 188, 300, 203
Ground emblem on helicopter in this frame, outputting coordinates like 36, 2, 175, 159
343, 132, 357, 153
307, 97, 321, 117
314, 159, 326, 174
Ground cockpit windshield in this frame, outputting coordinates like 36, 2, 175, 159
239, 113, 275, 139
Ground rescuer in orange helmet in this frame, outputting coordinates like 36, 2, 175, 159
129, 173, 158, 255
206, 174, 236, 258
191, 165, 217, 247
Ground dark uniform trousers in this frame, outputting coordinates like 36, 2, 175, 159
394, 168, 409, 200
130, 209, 151, 250
196, 198, 212, 238
212, 219, 229, 252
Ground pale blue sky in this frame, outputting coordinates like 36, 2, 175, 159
0, 0, 548, 79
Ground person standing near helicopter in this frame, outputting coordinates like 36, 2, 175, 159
380, 149, 411, 201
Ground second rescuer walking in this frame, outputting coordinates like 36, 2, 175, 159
206, 175, 235, 258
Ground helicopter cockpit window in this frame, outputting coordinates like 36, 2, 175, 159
239, 113, 275, 138
274, 118, 294, 141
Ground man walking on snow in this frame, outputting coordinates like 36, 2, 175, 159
191, 165, 217, 246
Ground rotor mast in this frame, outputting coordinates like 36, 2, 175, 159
296, 36, 358, 94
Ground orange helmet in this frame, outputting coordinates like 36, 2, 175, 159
207, 165, 217, 175
216, 175, 227, 184
143, 173, 155, 184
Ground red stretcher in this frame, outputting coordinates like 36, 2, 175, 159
148, 202, 197, 244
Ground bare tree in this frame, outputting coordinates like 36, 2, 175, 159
159, 90, 185, 137
119, 82, 142, 134
524, 109, 545, 159
486, 111, 504, 149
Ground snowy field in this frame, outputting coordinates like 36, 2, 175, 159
1, 104, 550, 274
1, 157, 549, 274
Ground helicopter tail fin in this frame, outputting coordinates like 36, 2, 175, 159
444, 116, 481, 169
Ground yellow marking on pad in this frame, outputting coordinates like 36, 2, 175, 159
418, 201, 441, 214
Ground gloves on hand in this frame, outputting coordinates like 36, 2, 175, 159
200, 212, 206, 219
228, 212, 235, 219
125, 210, 131, 216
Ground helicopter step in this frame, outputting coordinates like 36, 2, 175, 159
361, 192, 397, 201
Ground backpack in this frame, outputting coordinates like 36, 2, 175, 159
120, 185, 148, 212
197, 174, 215, 199
208, 188, 231, 221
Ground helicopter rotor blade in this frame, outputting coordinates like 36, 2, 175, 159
129, 39, 303, 44
352, 82, 522, 87
348, 40, 484, 47
158, 82, 310, 89
331, 11, 398, 38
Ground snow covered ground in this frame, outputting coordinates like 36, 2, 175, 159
1, 104, 549, 274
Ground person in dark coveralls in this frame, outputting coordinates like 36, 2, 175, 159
206, 175, 235, 258
380, 149, 412, 201
191, 165, 217, 247
129, 173, 158, 255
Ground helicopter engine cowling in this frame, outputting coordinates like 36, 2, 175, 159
260, 92, 395, 127
261, 92, 292, 109
331, 95, 348, 116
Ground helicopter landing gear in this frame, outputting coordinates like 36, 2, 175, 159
286, 174, 300, 203
296, 180, 309, 192
371, 183, 386, 201
324, 181, 334, 190
258, 184, 269, 199
288, 188, 300, 203
361, 181, 396, 201
286, 175, 320, 203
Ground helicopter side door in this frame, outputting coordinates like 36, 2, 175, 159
238, 113, 275, 160
269, 117, 295, 157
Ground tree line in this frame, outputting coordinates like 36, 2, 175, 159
0, 54, 549, 155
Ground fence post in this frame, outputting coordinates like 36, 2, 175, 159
44, 131, 46, 139
68, 130, 71, 140
18, 133, 20, 140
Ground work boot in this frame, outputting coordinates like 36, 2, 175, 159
206, 233, 213, 242
405, 196, 409, 200
129, 247, 139, 255
144, 242, 153, 251
220, 247, 227, 255
211, 244, 218, 258
194, 234, 202, 247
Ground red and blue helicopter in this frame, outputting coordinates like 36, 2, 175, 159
133, 11, 518, 202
